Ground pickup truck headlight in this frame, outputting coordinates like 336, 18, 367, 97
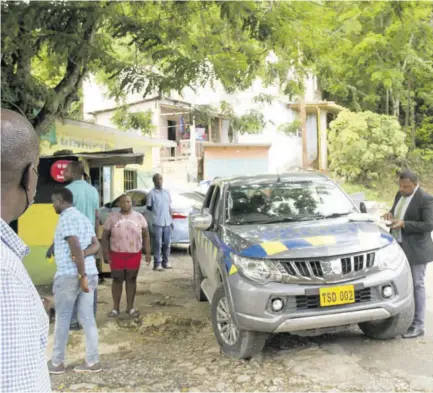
376, 241, 407, 271
232, 255, 283, 284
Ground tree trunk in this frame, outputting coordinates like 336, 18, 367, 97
404, 78, 411, 136
300, 95, 308, 168
411, 83, 416, 150
385, 89, 389, 115
33, 15, 99, 135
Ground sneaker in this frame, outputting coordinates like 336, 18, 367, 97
74, 362, 102, 373
48, 360, 66, 375
163, 263, 173, 269
153, 265, 163, 272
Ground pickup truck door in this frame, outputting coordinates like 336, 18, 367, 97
196, 186, 222, 295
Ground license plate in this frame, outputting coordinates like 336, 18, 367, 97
319, 285, 355, 307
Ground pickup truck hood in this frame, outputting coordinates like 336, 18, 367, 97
223, 218, 393, 259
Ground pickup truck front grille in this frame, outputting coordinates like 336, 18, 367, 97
278, 252, 375, 281
295, 288, 372, 310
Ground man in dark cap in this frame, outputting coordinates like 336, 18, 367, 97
1, 109, 51, 392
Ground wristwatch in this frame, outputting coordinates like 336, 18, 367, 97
78, 273, 87, 279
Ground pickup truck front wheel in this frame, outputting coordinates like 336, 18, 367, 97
211, 286, 267, 359
358, 299, 414, 339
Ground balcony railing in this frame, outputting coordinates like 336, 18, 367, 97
161, 140, 204, 161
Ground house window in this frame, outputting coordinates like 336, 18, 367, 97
124, 170, 137, 191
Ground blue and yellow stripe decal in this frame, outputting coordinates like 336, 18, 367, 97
240, 231, 393, 258
195, 225, 394, 276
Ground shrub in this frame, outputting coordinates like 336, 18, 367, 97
328, 110, 408, 185
407, 148, 433, 178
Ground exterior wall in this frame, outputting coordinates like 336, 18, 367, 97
203, 146, 269, 179
92, 100, 160, 138
319, 109, 328, 170
204, 146, 269, 160
306, 114, 318, 164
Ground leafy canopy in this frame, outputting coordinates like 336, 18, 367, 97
111, 106, 155, 135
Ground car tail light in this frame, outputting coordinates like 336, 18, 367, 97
172, 212, 187, 219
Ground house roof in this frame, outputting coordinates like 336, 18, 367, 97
87, 96, 192, 115
288, 101, 345, 114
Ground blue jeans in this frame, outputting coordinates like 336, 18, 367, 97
52, 275, 99, 365
153, 225, 172, 267
71, 287, 97, 326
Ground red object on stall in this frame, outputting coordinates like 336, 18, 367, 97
50, 160, 72, 183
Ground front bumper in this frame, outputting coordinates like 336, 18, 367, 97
227, 258, 413, 334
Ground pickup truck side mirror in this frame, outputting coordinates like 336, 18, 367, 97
190, 213, 212, 231
360, 202, 367, 214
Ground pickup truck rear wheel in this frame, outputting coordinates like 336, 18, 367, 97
358, 299, 414, 339
211, 286, 267, 359
192, 247, 206, 302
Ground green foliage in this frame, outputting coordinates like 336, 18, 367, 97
328, 110, 408, 184
191, 105, 217, 127
278, 120, 301, 136
416, 116, 433, 147
111, 106, 155, 135
406, 148, 433, 179
1, 1, 279, 134
312, 2, 433, 146
232, 109, 265, 135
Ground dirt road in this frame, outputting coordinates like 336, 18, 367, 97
48, 252, 433, 392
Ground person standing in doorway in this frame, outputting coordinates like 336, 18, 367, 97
383, 170, 433, 338
1, 109, 51, 392
48, 188, 101, 374
146, 174, 173, 271
47, 161, 100, 330
102, 194, 152, 317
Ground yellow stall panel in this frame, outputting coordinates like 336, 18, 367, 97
18, 204, 58, 286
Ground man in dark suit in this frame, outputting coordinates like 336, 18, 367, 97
384, 170, 433, 338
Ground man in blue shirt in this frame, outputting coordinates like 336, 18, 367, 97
47, 188, 101, 374
147, 174, 173, 271
64, 161, 100, 231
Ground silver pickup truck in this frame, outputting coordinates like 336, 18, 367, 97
189, 173, 414, 359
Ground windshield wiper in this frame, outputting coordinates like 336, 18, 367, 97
258, 216, 311, 224
312, 212, 353, 220
227, 216, 298, 225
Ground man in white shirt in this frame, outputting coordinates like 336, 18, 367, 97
0, 109, 51, 392
384, 170, 433, 339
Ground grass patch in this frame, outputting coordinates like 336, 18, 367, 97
341, 182, 395, 207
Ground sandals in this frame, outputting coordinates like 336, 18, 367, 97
127, 309, 140, 317
108, 309, 140, 317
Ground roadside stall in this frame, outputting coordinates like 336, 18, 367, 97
16, 148, 144, 286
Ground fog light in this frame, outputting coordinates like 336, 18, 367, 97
382, 285, 394, 298
271, 298, 284, 312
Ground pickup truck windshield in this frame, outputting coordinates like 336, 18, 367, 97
226, 181, 356, 225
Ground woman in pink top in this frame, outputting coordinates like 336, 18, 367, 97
102, 194, 151, 317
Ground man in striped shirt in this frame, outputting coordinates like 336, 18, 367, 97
0, 109, 51, 392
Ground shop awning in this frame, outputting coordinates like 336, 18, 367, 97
42, 148, 144, 168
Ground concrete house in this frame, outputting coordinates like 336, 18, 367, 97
83, 74, 343, 185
